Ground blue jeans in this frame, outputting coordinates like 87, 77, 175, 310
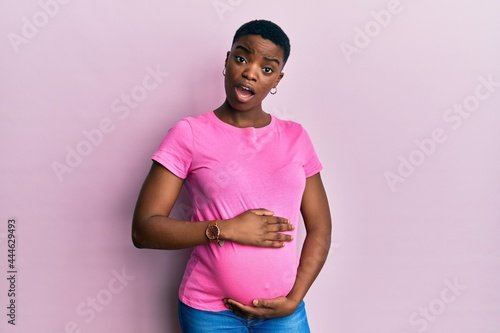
178, 300, 311, 332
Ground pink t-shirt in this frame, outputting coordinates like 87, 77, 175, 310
152, 111, 322, 311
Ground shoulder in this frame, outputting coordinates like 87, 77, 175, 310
273, 116, 309, 136
167, 111, 212, 133
175, 111, 213, 130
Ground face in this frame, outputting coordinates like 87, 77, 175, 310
224, 34, 285, 112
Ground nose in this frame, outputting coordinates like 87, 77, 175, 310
242, 64, 258, 81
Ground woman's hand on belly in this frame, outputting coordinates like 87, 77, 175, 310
223, 296, 299, 319
219, 208, 295, 248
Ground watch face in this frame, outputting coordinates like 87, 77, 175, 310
206, 227, 215, 240
206, 224, 219, 241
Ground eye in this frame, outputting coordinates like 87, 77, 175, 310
262, 67, 274, 74
235, 56, 246, 64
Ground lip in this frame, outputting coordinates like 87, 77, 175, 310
234, 83, 255, 103
237, 83, 255, 94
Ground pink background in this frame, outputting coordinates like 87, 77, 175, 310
1, 1, 499, 332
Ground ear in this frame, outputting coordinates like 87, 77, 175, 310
224, 51, 230, 67
274, 72, 285, 87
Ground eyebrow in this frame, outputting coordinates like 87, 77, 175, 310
235, 44, 281, 66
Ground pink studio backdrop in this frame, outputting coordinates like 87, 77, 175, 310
1, 1, 499, 332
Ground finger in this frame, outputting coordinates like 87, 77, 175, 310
251, 209, 275, 216
225, 299, 261, 318
264, 240, 286, 248
272, 233, 293, 242
228, 305, 250, 318
270, 223, 295, 233
225, 298, 258, 314
252, 299, 274, 309
224, 298, 244, 308
274, 216, 290, 224
224, 299, 245, 315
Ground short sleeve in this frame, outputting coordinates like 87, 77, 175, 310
151, 119, 193, 179
299, 126, 323, 177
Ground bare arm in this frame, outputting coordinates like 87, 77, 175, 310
132, 161, 295, 250
132, 161, 207, 249
224, 172, 332, 318
287, 172, 332, 303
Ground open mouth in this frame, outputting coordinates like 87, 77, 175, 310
235, 84, 255, 102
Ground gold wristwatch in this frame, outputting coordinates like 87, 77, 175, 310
205, 220, 224, 246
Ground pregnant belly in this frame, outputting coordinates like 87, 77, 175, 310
189, 242, 298, 306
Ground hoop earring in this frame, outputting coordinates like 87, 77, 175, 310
222, 68, 226, 76
270, 87, 277, 95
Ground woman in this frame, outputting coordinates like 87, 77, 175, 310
132, 19, 332, 332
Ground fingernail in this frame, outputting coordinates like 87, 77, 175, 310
253, 300, 259, 306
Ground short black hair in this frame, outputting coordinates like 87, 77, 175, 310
232, 19, 291, 66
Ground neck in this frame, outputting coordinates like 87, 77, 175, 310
214, 100, 270, 128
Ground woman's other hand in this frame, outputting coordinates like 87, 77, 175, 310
219, 209, 294, 248
223, 296, 299, 319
